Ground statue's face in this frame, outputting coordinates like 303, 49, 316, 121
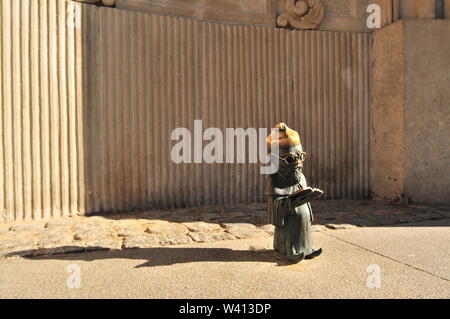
270, 144, 306, 186
276, 144, 305, 174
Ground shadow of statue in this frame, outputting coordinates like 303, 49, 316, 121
4, 246, 295, 268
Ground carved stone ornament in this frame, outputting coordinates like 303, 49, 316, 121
277, 0, 325, 30
73, 0, 115, 7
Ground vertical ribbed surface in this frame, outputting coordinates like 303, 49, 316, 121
0, 0, 85, 222
88, 7, 371, 213
0, 2, 371, 221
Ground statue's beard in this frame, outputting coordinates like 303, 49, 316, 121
273, 165, 303, 188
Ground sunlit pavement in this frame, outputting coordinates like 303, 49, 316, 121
0, 218, 448, 299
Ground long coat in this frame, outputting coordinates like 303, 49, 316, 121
266, 173, 314, 259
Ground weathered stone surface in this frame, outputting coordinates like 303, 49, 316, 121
372, 20, 450, 205
115, 0, 276, 26
0, 225, 10, 235
115, 227, 146, 237
123, 235, 160, 249
9, 223, 45, 232
223, 223, 269, 239
163, 211, 202, 223
243, 203, 267, 211
73, 229, 114, 241
253, 211, 268, 224
260, 224, 275, 235
190, 216, 216, 224
1, 200, 448, 259
325, 224, 358, 230
72, 224, 95, 233
0, 236, 36, 250
188, 232, 235, 243
85, 238, 122, 250
37, 229, 74, 247
182, 222, 222, 233
159, 234, 193, 246
145, 221, 189, 235
45, 218, 80, 229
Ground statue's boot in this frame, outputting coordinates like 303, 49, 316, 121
285, 252, 305, 263
305, 248, 323, 260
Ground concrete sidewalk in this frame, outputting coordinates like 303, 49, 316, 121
0, 219, 448, 299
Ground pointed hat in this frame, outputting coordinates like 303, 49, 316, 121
266, 123, 301, 149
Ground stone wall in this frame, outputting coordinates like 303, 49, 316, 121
0, 0, 372, 222
372, 19, 450, 204
111, 0, 397, 32
76, 0, 450, 32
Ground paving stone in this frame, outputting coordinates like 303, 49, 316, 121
0, 236, 36, 250
0, 225, 10, 235
109, 219, 145, 229
423, 212, 447, 220
2, 200, 448, 259
37, 231, 74, 247
9, 223, 45, 232
182, 222, 222, 233
82, 216, 109, 223
145, 221, 189, 235
115, 227, 146, 237
253, 211, 268, 224
188, 232, 235, 243
45, 219, 79, 229
166, 214, 203, 223
197, 205, 224, 214
73, 229, 114, 241
72, 224, 95, 233
159, 234, 193, 246
43, 226, 73, 235
221, 212, 260, 224
123, 235, 160, 249
325, 224, 358, 230
243, 202, 267, 211
223, 223, 269, 239
84, 238, 122, 250
226, 211, 253, 217
259, 224, 275, 235
197, 213, 225, 222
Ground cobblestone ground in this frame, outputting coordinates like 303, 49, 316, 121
1, 200, 449, 258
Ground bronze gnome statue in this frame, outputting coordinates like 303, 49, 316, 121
266, 123, 323, 263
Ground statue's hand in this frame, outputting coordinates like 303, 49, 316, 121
289, 187, 313, 199
290, 187, 324, 207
